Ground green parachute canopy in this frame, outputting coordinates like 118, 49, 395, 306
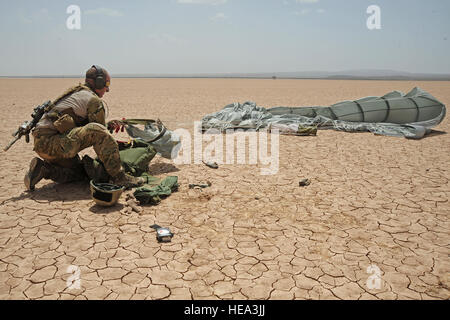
201, 87, 446, 139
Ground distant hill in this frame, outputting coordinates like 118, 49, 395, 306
113, 69, 450, 80
2, 69, 450, 80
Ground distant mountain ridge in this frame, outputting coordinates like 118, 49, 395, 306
2, 69, 450, 80
113, 69, 450, 80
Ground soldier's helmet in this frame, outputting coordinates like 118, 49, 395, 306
90, 180, 124, 207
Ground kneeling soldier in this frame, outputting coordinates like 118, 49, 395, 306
24, 65, 145, 191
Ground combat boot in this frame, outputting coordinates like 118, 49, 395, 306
24, 157, 48, 191
111, 171, 146, 189
82, 155, 110, 183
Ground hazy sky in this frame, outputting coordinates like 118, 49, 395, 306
0, 0, 449, 76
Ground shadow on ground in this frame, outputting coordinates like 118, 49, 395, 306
148, 163, 180, 175
1, 180, 91, 205
89, 203, 124, 214
425, 129, 447, 138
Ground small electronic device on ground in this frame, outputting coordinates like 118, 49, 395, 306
150, 224, 174, 243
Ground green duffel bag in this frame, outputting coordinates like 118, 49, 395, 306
83, 141, 157, 182
120, 144, 157, 177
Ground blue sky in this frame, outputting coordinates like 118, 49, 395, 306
0, 0, 449, 76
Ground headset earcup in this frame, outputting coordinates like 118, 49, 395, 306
95, 76, 105, 89
92, 65, 106, 89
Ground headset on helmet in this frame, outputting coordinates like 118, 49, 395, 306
90, 65, 107, 90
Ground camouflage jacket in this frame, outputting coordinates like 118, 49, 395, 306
34, 84, 106, 134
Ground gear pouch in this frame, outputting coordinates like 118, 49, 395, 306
53, 114, 76, 134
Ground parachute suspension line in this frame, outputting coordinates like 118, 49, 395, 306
353, 101, 365, 122
381, 97, 391, 123
408, 98, 421, 122
327, 107, 338, 120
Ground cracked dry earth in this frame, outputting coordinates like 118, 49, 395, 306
0, 78, 449, 300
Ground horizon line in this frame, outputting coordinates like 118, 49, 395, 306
1, 75, 450, 81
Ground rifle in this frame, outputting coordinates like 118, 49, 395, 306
3, 101, 52, 152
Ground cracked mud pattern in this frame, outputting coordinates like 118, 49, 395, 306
0, 79, 449, 300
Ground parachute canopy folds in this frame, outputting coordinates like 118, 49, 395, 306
121, 119, 181, 159
201, 87, 446, 139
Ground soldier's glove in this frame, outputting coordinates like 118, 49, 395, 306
107, 120, 125, 134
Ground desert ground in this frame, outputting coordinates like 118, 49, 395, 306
0, 78, 448, 300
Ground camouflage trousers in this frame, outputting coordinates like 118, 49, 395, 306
33, 123, 122, 183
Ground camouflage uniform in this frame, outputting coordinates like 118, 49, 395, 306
31, 84, 122, 184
